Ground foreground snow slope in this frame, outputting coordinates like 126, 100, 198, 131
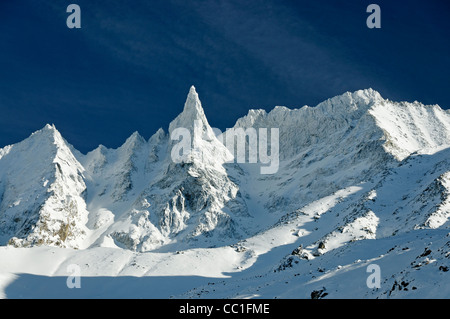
0, 87, 449, 298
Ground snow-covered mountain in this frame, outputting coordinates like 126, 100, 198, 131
0, 125, 89, 248
0, 87, 449, 299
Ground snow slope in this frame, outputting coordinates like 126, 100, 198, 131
0, 87, 449, 298
0, 125, 89, 249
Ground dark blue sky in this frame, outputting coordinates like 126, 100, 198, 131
0, 0, 449, 153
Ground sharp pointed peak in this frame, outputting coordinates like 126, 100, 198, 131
149, 128, 166, 144
30, 123, 62, 141
35, 123, 57, 134
169, 86, 211, 135
183, 85, 203, 113
189, 85, 197, 94
129, 131, 143, 139
123, 131, 145, 147
44, 123, 57, 130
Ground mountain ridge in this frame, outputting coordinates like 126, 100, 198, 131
0, 87, 449, 252
0, 87, 449, 299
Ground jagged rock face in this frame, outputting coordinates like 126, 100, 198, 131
80, 87, 249, 251
231, 89, 450, 213
0, 87, 449, 253
108, 160, 248, 252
